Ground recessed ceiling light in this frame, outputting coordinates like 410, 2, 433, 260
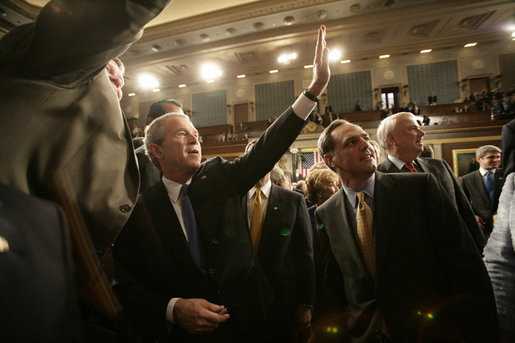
128, 93, 136, 97
379, 54, 390, 59
206, 79, 215, 83
420, 49, 432, 53
340, 59, 351, 64
237, 74, 246, 78
464, 42, 477, 47
304, 65, 313, 69
152, 89, 160, 92
269, 70, 278, 74
138, 74, 159, 89
201, 63, 222, 80
329, 49, 342, 61
278, 52, 297, 64
178, 84, 186, 88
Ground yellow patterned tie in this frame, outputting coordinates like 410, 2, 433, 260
250, 189, 264, 252
356, 192, 375, 278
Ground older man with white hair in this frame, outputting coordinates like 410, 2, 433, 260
377, 112, 485, 251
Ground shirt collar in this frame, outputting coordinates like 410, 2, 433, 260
479, 167, 495, 176
342, 173, 375, 209
388, 154, 415, 171
162, 176, 191, 203
248, 179, 272, 199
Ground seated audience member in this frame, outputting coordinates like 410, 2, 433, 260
428, 91, 438, 105
0, 0, 174, 331
354, 100, 363, 112
461, 145, 504, 238
137, 99, 184, 193
501, 96, 512, 114
412, 103, 421, 115
112, 25, 330, 342
483, 119, 515, 343
440, 116, 450, 125
315, 119, 497, 343
243, 140, 315, 342
0, 183, 83, 342
422, 114, 430, 126
463, 104, 472, 112
376, 112, 485, 250
453, 105, 463, 113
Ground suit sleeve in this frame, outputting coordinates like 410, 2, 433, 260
442, 160, 486, 251
292, 195, 316, 306
12, 0, 172, 80
425, 174, 497, 342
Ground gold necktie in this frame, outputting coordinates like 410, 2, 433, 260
356, 192, 375, 278
250, 189, 264, 251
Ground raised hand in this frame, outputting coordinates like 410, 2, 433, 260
307, 25, 330, 98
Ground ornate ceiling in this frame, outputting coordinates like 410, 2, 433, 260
1, 0, 514, 95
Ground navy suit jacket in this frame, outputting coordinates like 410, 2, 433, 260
114, 108, 307, 342
243, 185, 315, 317
316, 172, 497, 343
460, 168, 505, 233
378, 157, 486, 251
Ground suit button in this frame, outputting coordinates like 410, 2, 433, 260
119, 204, 131, 213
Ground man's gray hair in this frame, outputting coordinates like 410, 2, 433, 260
144, 112, 190, 169
318, 119, 350, 171
270, 166, 285, 185
376, 112, 415, 151
476, 145, 502, 159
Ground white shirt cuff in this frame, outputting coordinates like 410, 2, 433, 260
292, 93, 317, 120
166, 297, 181, 323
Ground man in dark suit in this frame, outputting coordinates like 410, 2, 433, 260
376, 112, 486, 251
428, 91, 437, 105
461, 145, 504, 238
243, 143, 315, 342
315, 120, 497, 343
113, 26, 330, 342
136, 99, 184, 193
0, 0, 174, 320
0, 183, 83, 342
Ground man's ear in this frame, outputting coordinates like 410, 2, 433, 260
323, 154, 334, 169
386, 133, 396, 146
148, 143, 162, 159
476, 156, 481, 163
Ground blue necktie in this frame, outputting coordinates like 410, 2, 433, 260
180, 184, 202, 267
485, 170, 494, 202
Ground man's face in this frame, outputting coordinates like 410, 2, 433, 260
154, 117, 202, 180
324, 123, 376, 180
478, 152, 501, 170
388, 115, 425, 161
106, 59, 124, 100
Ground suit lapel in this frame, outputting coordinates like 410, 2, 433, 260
373, 172, 397, 278
325, 189, 365, 274
473, 170, 492, 206
146, 182, 199, 272
380, 158, 400, 173
259, 185, 282, 255
417, 157, 431, 173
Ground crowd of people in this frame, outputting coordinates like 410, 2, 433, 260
1, 1, 515, 343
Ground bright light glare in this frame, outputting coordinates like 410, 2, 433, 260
340, 59, 351, 64
237, 74, 246, 78
178, 84, 186, 88
269, 69, 278, 74
304, 65, 313, 69
128, 93, 136, 97
379, 54, 390, 59
464, 42, 477, 48
420, 49, 432, 53
329, 49, 342, 61
277, 52, 298, 64
138, 74, 159, 89
201, 63, 222, 80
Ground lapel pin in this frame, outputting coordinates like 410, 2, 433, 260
201, 175, 207, 180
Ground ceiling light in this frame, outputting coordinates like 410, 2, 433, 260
269, 70, 278, 74
152, 89, 160, 92
178, 84, 186, 88
201, 63, 222, 80
340, 59, 351, 64
464, 42, 477, 48
420, 49, 432, 53
237, 74, 246, 78
329, 49, 342, 61
379, 54, 390, 59
512, 32, 515, 40
304, 65, 313, 69
277, 52, 297, 64
138, 74, 159, 89
206, 79, 215, 83
128, 93, 136, 97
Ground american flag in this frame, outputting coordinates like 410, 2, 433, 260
300, 150, 323, 178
